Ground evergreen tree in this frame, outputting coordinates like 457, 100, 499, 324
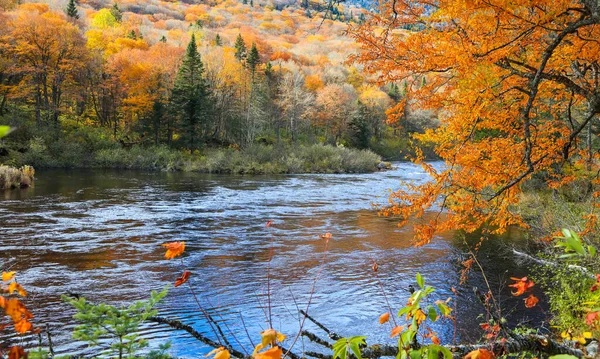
215, 34, 222, 46
171, 34, 211, 150
246, 42, 260, 76
250, 0, 253, 6
242, 0, 247, 4
66, 0, 79, 19
358, 13, 366, 24
347, 102, 372, 149
159, 35, 167, 43
127, 30, 137, 39
234, 34, 247, 61
110, 3, 122, 23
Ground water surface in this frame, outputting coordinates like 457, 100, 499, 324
0, 163, 544, 357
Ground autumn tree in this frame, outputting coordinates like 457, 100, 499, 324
278, 72, 313, 142
9, 5, 87, 126
172, 34, 211, 150
314, 83, 357, 144
349, 0, 600, 244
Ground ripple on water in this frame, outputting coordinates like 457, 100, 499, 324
0, 163, 541, 357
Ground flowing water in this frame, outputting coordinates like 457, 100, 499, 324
0, 162, 545, 357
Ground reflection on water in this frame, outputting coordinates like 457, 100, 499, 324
0, 163, 544, 357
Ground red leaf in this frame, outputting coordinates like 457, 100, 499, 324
174, 271, 191, 287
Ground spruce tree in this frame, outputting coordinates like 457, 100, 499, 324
110, 3, 122, 23
159, 35, 167, 43
246, 42, 260, 76
171, 34, 210, 150
234, 34, 247, 61
215, 34, 222, 46
127, 30, 137, 39
66, 0, 79, 19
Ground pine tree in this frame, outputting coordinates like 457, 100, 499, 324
250, 0, 253, 7
66, 0, 79, 19
171, 34, 211, 150
127, 30, 137, 39
234, 34, 247, 61
159, 35, 167, 43
246, 42, 260, 76
110, 3, 122, 23
214, 34, 222, 46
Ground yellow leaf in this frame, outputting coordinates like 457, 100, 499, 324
2, 271, 16, 282
261, 328, 278, 347
583, 332, 593, 339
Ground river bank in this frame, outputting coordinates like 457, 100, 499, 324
1, 143, 387, 174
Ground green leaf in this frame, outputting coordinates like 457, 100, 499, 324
409, 349, 421, 359
549, 355, 579, 359
439, 347, 452, 359
427, 346, 438, 359
416, 273, 424, 289
0, 126, 13, 138
427, 306, 437, 322
588, 246, 596, 257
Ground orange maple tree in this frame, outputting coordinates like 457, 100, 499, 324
349, 0, 600, 245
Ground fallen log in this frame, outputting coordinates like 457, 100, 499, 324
149, 315, 589, 359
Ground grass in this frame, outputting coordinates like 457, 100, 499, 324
0, 165, 35, 190
92, 144, 382, 174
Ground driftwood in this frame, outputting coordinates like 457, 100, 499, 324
511, 248, 596, 279
148, 314, 592, 359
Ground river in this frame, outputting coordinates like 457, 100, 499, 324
0, 162, 545, 357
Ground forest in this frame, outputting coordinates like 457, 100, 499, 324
0, 0, 436, 173
2, 0, 600, 359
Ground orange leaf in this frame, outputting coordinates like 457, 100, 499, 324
390, 325, 405, 338
372, 262, 378, 272
508, 277, 534, 296
431, 336, 440, 345
2, 271, 16, 282
379, 312, 390, 324
320, 233, 332, 240
162, 241, 185, 259
174, 271, 191, 287
524, 294, 538, 308
266, 220, 273, 228
8, 282, 27, 297
255, 346, 282, 359
14, 320, 31, 334
206, 347, 230, 359
464, 349, 495, 359
8, 346, 26, 359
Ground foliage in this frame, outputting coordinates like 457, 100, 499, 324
62, 287, 168, 359
332, 336, 366, 359
1, 271, 36, 359
349, 0, 600, 246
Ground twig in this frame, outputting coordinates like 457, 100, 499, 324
148, 316, 247, 359
301, 330, 333, 348
299, 309, 341, 340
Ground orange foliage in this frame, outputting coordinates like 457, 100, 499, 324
379, 312, 390, 324
509, 277, 534, 296
349, 0, 600, 245
162, 241, 185, 259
